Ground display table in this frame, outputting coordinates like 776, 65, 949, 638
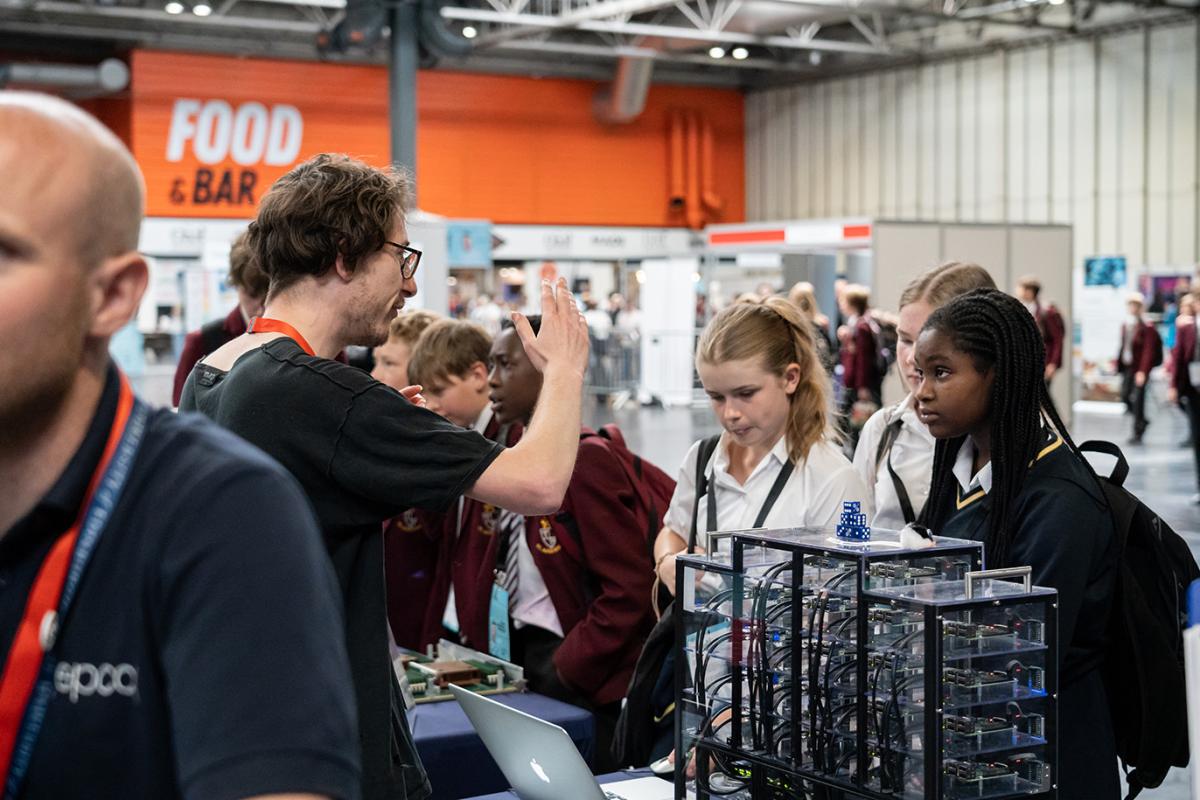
464, 769, 665, 799
410, 691, 594, 799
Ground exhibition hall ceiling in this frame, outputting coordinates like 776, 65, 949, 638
0, 0, 1195, 85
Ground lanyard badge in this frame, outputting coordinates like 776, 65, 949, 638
249, 317, 316, 357
0, 374, 148, 799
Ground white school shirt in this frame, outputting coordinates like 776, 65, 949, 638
852, 395, 937, 531
441, 406, 562, 636
663, 433, 871, 548
952, 439, 994, 495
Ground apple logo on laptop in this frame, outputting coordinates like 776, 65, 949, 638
529, 758, 551, 784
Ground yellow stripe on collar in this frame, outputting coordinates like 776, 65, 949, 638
1032, 433, 1064, 465
953, 431, 1061, 512
956, 485, 986, 510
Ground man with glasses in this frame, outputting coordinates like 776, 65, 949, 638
180, 154, 590, 800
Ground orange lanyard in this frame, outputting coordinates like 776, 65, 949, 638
0, 375, 140, 793
249, 317, 316, 357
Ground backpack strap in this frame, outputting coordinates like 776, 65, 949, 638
1078, 440, 1131, 488
753, 459, 795, 528
874, 408, 905, 474
688, 435, 721, 553
874, 408, 922, 524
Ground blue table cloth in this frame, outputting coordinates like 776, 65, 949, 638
410, 691, 595, 800
464, 769, 664, 799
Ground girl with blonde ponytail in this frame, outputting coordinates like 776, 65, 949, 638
653, 297, 870, 592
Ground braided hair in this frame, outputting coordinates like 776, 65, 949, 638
920, 289, 1079, 568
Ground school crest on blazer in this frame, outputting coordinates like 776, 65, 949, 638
478, 504, 500, 536
393, 509, 422, 533
535, 517, 561, 554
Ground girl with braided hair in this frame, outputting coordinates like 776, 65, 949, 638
852, 261, 996, 530
914, 288, 1119, 798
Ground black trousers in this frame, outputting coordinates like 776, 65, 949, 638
1121, 371, 1149, 438
511, 624, 621, 774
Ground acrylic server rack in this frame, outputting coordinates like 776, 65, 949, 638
674, 526, 1058, 800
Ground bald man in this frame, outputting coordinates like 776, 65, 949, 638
0, 93, 359, 799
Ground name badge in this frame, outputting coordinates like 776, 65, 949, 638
488, 584, 511, 662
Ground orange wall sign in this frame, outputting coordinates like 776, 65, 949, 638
130, 50, 744, 226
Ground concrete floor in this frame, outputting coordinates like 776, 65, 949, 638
584, 394, 1200, 800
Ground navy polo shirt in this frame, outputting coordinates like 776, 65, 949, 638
1, 365, 360, 800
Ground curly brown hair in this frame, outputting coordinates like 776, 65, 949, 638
247, 154, 414, 297
227, 231, 270, 300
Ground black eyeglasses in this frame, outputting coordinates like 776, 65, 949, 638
385, 241, 422, 279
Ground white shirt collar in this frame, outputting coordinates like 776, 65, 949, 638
710, 433, 789, 489
952, 440, 993, 495
897, 394, 937, 445
470, 405, 493, 435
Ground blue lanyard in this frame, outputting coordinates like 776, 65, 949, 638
3, 394, 149, 800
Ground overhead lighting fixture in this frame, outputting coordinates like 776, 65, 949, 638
1047, 0, 1065, 5
164, 1, 184, 12
708, 46, 725, 59
462, 24, 477, 38
731, 47, 749, 60
808, 50, 822, 66
192, 2, 212, 14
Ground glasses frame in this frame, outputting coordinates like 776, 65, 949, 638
385, 240, 422, 279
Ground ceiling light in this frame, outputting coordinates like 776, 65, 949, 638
192, 2, 212, 15
462, 24, 477, 38
1047, 0, 1065, 5
164, 1, 184, 11
808, 50, 822, 66
731, 46, 749, 60
708, 46, 725, 59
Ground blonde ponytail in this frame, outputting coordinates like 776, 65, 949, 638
696, 297, 833, 463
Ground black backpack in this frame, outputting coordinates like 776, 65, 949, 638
868, 312, 899, 376
1079, 440, 1199, 799
611, 435, 720, 768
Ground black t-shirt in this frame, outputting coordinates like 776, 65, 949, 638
4, 365, 359, 800
180, 337, 503, 800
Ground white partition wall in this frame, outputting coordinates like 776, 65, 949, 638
640, 258, 699, 407
873, 222, 1074, 420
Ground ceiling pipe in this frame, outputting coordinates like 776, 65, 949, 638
592, 55, 654, 124
0, 58, 129, 92
441, 7, 891, 53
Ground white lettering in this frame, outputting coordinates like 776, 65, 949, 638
166, 99, 305, 166
193, 100, 233, 165
265, 104, 303, 166
166, 99, 202, 162
230, 102, 270, 166
55, 662, 139, 703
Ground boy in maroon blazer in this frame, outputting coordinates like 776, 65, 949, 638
171, 232, 267, 406
388, 320, 526, 651
1017, 276, 1067, 389
483, 316, 657, 773
1118, 293, 1162, 444
1168, 295, 1200, 502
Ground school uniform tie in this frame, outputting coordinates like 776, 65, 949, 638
498, 512, 521, 615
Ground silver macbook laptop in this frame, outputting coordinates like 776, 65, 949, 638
449, 685, 674, 800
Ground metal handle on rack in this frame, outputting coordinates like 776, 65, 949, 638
964, 566, 1032, 599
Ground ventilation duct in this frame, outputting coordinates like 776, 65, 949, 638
592, 55, 654, 124
0, 58, 129, 93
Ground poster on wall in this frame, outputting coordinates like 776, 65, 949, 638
1083, 256, 1127, 288
1078, 255, 1132, 403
